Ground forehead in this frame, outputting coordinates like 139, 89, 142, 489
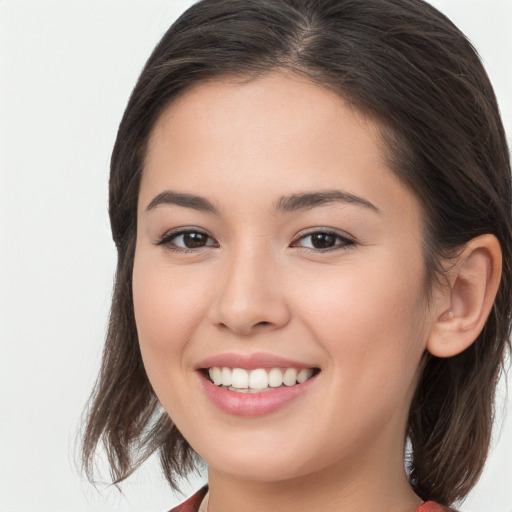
142, 71, 419, 222
149, 72, 377, 146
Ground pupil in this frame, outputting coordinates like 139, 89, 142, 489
184, 232, 207, 248
312, 233, 335, 249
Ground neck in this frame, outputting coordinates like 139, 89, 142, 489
205, 446, 422, 512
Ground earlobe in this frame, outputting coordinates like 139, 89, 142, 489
427, 234, 502, 358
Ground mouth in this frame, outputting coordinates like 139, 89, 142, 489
195, 353, 321, 415
203, 366, 321, 393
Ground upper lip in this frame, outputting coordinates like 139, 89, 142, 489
195, 352, 318, 371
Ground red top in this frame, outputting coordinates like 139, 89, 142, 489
169, 486, 457, 512
170, 486, 208, 512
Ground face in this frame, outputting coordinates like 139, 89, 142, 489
133, 72, 436, 484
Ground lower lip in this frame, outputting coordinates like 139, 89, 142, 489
199, 372, 318, 417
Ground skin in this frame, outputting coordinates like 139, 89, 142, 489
133, 72, 446, 512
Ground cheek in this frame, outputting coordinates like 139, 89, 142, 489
293, 251, 429, 388
284, 257, 429, 462
132, 251, 206, 383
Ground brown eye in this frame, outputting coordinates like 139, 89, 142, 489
180, 232, 210, 248
309, 233, 337, 249
293, 231, 354, 251
158, 229, 218, 250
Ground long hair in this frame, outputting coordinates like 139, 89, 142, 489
82, 0, 512, 505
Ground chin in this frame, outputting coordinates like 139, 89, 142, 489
207, 454, 312, 483
193, 430, 326, 483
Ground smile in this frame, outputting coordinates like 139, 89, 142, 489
197, 357, 320, 416
208, 367, 317, 392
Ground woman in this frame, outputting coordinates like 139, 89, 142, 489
82, 1, 512, 510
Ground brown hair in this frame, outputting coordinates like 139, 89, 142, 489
82, 0, 512, 505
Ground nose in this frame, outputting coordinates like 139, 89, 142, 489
207, 245, 291, 336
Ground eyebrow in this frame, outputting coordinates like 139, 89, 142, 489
275, 190, 379, 214
145, 189, 379, 215
146, 191, 219, 214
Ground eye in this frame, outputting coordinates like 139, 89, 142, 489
292, 230, 355, 251
157, 229, 218, 250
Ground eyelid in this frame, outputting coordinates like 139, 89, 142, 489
155, 227, 219, 250
291, 228, 356, 251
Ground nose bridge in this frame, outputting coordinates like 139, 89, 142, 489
209, 238, 290, 335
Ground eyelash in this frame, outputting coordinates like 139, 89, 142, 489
291, 230, 355, 252
156, 228, 218, 253
156, 228, 356, 253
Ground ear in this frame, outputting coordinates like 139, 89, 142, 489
427, 234, 502, 358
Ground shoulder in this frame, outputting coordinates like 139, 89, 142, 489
416, 502, 459, 512
168, 486, 208, 512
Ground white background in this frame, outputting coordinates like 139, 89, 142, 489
0, 1, 511, 511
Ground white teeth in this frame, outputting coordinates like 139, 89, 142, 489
207, 366, 316, 390
221, 366, 232, 386
297, 368, 314, 383
283, 368, 298, 386
209, 367, 222, 385
268, 368, 283, 388
249, 368, 268, 389
231, 368, 249, 388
